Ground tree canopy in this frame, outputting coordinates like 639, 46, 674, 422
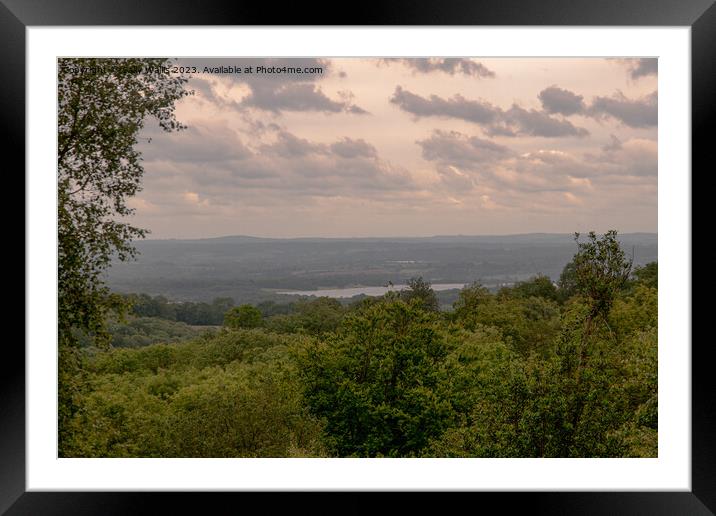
58, 58, 190, 454
224, 304, 264, 329
58, 58, 189, 344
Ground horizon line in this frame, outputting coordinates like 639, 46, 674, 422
140, 231, 659, 242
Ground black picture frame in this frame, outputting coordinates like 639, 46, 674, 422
6, 1, 712, 513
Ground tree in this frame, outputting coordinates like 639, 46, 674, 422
264, 297, 345, 336
399, 276, 440, 312
557, 260, 578, 303
632, 261, 657, 290
452, 282, 491, 320
224, 304, 264, 329
540, 231, 638, 456
59, 58, 189, 341
502, 275, 559, 302
297, 299, 451, 456
571, 230, 633, 320
58, 58, 190, 454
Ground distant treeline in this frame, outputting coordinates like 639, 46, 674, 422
73, 316, 206, 349
124, 294, 233, 325
124, 293, 313, 326
123, 290, 458, 327
124, 258, 657, 328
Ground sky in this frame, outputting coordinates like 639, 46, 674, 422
131, 57, 657, 239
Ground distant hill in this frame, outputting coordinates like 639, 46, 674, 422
106, 233, 658, 304
150, 233, 658, 245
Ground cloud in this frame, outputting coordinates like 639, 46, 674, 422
390, 86, 500, 124
243, 83, 352, 114
183, 58, 367, 115
415, 130, 534, 192
537, 84, 658, 129
602, 134, 623, 152
138, 120, 252, 163
589, 91, 657, 128
391, 86, 589, 138
259, 132, 378, 160
434, 164, 476, 190
330, 138, 378, 159
517, 138, 657, 182
538, 86, 586, 116
615, 58, 658, 79
417, 130, 514, 167
346, 104, 370, 115
414, 129, 655, 197
137, 126, 418, 214
498, 105, 589, 138
515, 149, 597, 180
130, 58, 657, 236
585, 137, 657, 177
380, 58, 495, 78
183, 191, 211, 207
259, 130, 327, 158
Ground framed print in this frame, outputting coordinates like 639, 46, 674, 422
8, 0, 713, 513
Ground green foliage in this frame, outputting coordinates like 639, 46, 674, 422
427, 327, 528, 457
126, 293, 176, 319
58, 59, 189, 346
224, 304, 264, 329
58, 58, 190, 455
63, 329, 326, 457
127, 293, 234, 325
75, 316, 202, 348
256, 300, 295, 317
632, 261, 658, 290
88, 328, 295, 375
265, 297, 345, 336
453, 281, 560, 357
431, 285, 657, 457
399, 277, 440, 312
609, 284, 657, 342
296, 299, 451, 456
165, 362, 325, 457
61, 232, 657, 459
557, 260, 579, 303
500, 275, 559, 302
571, 230, 633, 319
452, 282, 492, 318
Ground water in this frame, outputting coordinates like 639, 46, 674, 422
277, 283, 467, 299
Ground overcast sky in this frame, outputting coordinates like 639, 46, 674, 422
131, 57, 657, 239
